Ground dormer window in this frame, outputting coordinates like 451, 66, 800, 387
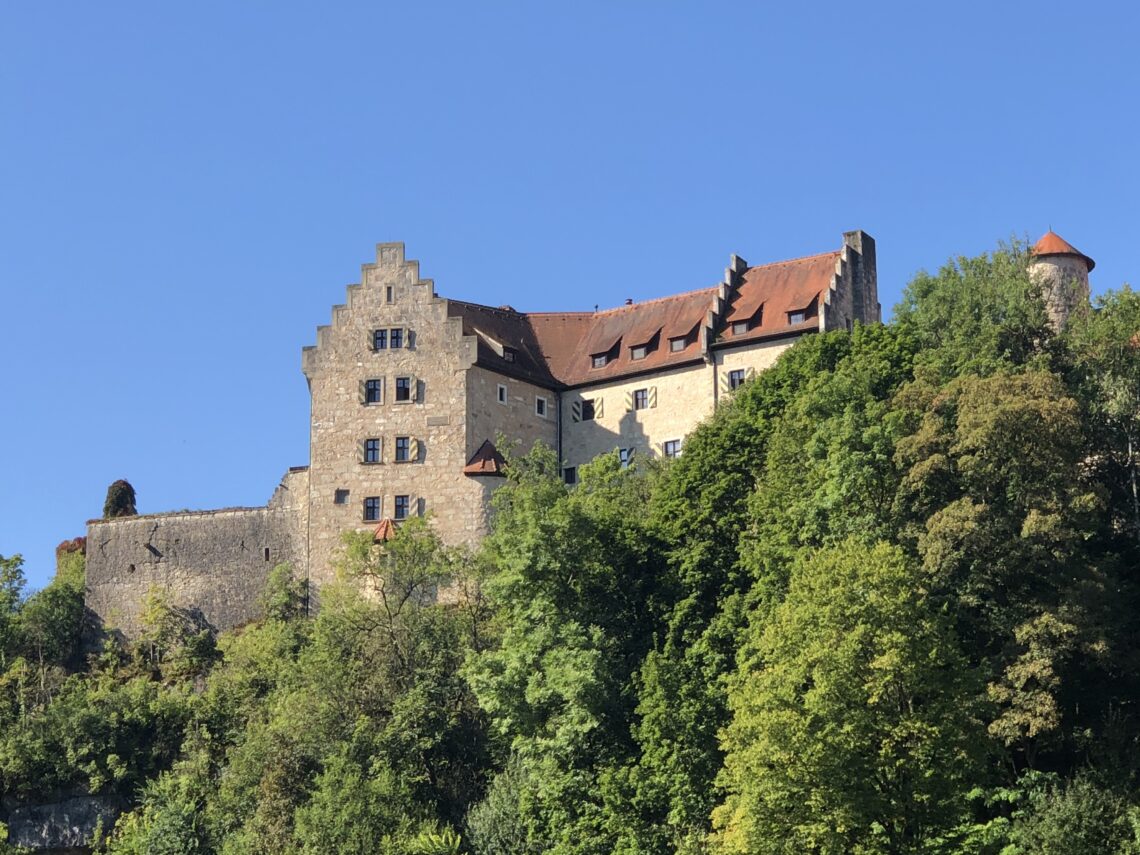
732, 320, 750, 335
669, 337, 687, 353
631, 344, 648, 361
592, 353, 609, 369
788, 310, 806, 325
503, 347, 516, 363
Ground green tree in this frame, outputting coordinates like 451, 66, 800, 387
103, 479, 138, 519
713, 541, 983, 854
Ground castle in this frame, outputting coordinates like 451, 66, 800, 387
84, 229, 1092, 635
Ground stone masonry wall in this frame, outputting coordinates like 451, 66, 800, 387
86, 508, 304, 638
302, 244, 502, 585
466, 365, 558, 461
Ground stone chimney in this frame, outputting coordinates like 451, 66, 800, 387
1029, 230, 1093, 331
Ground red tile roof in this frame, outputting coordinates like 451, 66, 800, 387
1032, 230, 1095, 272
446, 245, 843, 388
373, 518, 397, 542
463, 439, 508, 477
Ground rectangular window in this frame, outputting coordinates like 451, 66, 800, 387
364, 438, 381, 463
395, 436, 410, 462
669, 337, 687, 352
394, 495, 410, 520
503, 347, 516, 363
732, 320, 750, 335
592, 354, 608, 368
497, 383, 507, 404
334, 488, 349, 505
364, 496, 381, 521
581, 398, 596, 421
619, 448, 634, 468
663, 439, 681, 458
563, 466, 577, 485
365, 379, 383, 404
386, 285, 394, 303
390, 328, 404, 349
631, 344, 648, 360
633, 388, 649, 410
729, 369, 746, 390
395, 377, 412, 402
373, 329, 387, 350
788, 310, 806, 324
536, 396, 547, 417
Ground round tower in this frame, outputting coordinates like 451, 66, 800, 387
1029, 230, 1094, 331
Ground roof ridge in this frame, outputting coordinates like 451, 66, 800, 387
745, 248, 842, 271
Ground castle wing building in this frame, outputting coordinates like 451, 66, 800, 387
85, 230, 878, 635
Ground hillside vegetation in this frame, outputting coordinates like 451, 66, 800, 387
1, 241, 1139, 854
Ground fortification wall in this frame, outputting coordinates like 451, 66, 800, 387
85, 469, 308, 638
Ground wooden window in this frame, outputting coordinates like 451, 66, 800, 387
364, 379, 383, 404
729, 369, 746, 390
364, 438, 381, 463
394, 495, 410, 521
395, 377, 413, 402
373, 329, 387, 350
634, 388, 648, 410
390, 328, 404, 349
364, 496, 381, 521
663, 439, 681, 458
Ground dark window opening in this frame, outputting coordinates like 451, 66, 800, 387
503, 347, 516, 362
395, 377, 412, 402
634, 388, 649, 410
334, 488, 349, 505
365, 379, 383, 404
729, 369, 746, 390
386, 285, 394, 303
394, 495, 410, 520
395, 436, 410, 462
390, 328, 403, 349
619, 448, 634, 468
364, 438, 381, 463
563, 466, 577, 485
373, 329, 387, 350
264, 547, 271, 562
536, 397, 547, 417
581, 399, 596, 421
364, 496, 381, 521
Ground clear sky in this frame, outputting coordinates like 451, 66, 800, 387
2, 2, 1137, 588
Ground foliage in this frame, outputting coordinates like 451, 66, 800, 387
713, 540, 984, 854
5, 239, 1140, 854
103, 479, 138, 519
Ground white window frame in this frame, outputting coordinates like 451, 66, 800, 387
497, 383, 508, 405
536, 396, 547, 418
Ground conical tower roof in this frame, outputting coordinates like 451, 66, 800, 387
1032, 230, 1095, 272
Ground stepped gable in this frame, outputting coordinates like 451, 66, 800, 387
447, 242, 848, 388
1032, 230, 1095, 271
718, 250, 841, 345
463, 439, 508, 477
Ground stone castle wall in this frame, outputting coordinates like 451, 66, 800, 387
86, 511, 303, 638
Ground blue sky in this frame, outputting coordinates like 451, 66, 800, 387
2, 2, 1137, 588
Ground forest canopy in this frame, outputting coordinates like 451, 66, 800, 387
1, 241, 1139, 854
